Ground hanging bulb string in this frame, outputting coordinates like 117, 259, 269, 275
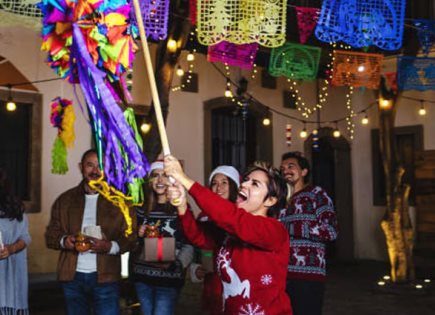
401, 95, 435, 104
211, 61, 379, 124
0, 77, 62, 88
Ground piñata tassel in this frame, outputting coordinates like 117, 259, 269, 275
51, 137, 68, 174
60, 103, 75, 148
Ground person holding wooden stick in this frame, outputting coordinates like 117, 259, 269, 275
164, 155, 292, 315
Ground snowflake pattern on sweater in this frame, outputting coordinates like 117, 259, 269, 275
280, 185, 338, 281
180, 183, 292, 314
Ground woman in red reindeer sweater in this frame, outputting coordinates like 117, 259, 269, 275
164, 155, 292, 315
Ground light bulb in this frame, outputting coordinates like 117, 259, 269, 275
379, 98, 392, 109
333, 129, 341, 138
361, 115, 369, 125
176, 66, 184, 77
187, 52, 195, 62
262, 118, 271, 126
140, 122, 151, 134
300, 129, 308, 138
6, 100, 16, 112
312, 129, 318, 135
357, 65, 365, 72
224, 88, 233, 98
167, 39, 177, 53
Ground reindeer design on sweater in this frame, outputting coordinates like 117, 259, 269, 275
294, 199, 304, 214
293, 248, 306, 266
217, 246, 251, 309
316, 249, 326, 269
162, 220, 175, 236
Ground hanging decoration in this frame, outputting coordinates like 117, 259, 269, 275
208, 41, 259, 70
384, 72, 398, 92
0, 0, 42, 30
413, 19, 435, 56
39, 0, 149, 235
196, 0, 287, 48
344, 86, 355, 140
130, 0, 170, 41
331, 50, 383, 89
312, 129, 319, 152
315, 0, 406, 50
285, 124, 292, 146
295, 6, 320, 44
39, 0, 138, 82
269, 42, 321, 80
189, 0, 197, 25
397, 56, 435, 91
50, 97, 75, 175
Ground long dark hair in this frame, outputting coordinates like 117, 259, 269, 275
143, 169, 176, 216
209, 174, 239, 203
0, 168, 25, 221
244, 161, 288, 218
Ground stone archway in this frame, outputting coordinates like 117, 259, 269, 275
305, 127, 355, 261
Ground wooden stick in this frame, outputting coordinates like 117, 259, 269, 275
131, 1, 181, 207
132, 0, 171, 156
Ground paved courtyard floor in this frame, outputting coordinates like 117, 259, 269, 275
30, 260, 435, 315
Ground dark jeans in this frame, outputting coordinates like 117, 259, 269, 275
62, 272, 120, 315
134, 282, 180, 315
286, 279, 325, 315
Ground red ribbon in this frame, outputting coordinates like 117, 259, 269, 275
157, 237, 163, 262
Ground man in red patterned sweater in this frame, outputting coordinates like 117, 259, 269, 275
280, 152, 338, 315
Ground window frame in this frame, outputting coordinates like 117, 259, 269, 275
0, 89, 42, 213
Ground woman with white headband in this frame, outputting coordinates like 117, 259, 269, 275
190, 165, 240, 315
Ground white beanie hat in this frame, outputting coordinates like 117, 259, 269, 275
149, 161, 164, 174
208, 165, 240, 187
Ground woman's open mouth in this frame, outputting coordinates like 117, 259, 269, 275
236, 191, 247, 204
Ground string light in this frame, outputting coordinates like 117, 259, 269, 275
299, 122, 308, 138
251, 63, 258, 80
187, 51, 195, 62
209, 60, 382, 136
167, 39, 177, 53
361, 111, 369, 125
333, 121, 341, 138
289, 42, 336, 119
171, 47, 196, 92
379, 98, 392, 110
312, 128, 319, 151
418, 100, 427, 116
225, 79, 233, 98
5, 85, 16, 112
345, 86, 355, 139
140, 122, 151, 134
176, 65, 184, 77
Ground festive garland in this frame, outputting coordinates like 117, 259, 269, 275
39, 0, 138, 82
39, 0, 149, 235
50, 97, 75, 174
